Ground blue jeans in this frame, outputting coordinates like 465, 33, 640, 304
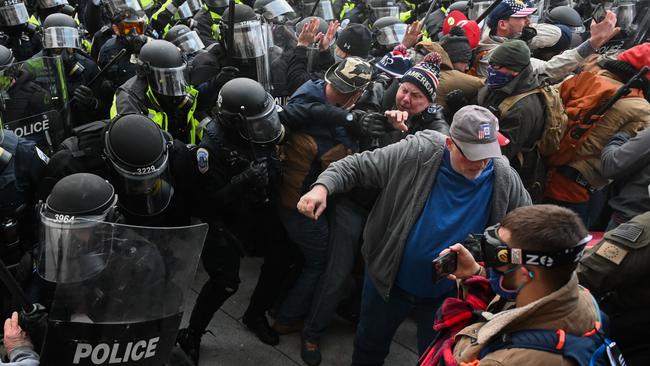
303, 197, 368, 342
277, 208, 329, 324
352, 275, 450, 366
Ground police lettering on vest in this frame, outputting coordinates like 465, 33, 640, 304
72, 337, 159, 364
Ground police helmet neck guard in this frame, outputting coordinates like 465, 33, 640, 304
480, 224, 592, 268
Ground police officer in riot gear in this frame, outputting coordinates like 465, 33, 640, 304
543, 5, 586, 47
38, 13, 109, 126
164, 24, 206, 62
110, 39, 206, 144
39, 113, 197, 227
0, 0, 42, 61
97, 6, 148, 93
0, 45, 65, 153
370, 16, 407, 57
177, 78, 294, 364
0, 125, 47, 321
33, 0, 74, 24
193, 0, 229, 46
253, 0, 295, 23
189, 3, 271, 93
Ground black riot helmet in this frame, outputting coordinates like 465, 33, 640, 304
367, 0, 399, 24
103, 114, 174, 217
545, 6, 585, 33
295, 15, 328, 35
137, 39, 188, 96
222, 4, 268, 59
42, 13, 82, 50
254, 0, 295, 22
216, 78, 284, 144
0, 44, 13, 66
204, 0, 228, 11
447, 0, 469, 14
164, 24, 205, 54
37, 173, 119, 283
372, 16, 407, 46
0, 0, 30, 27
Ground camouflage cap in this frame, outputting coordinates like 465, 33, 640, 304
324, 56, 372, 94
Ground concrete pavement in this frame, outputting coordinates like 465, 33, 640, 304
183, 257, 420, 366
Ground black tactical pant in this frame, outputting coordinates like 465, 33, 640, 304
187, 210, 299, 332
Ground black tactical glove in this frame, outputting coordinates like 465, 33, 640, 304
359, 112, 391, 137
520, 26, 538, 43
19, 303, 48, 352
125, 35, 148, 54
231, 159, 269, 189
73, 85, 99, 109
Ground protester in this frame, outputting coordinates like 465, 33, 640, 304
297, 105, 530, 364
478, 40, 546, 202
2, 312, 39, 366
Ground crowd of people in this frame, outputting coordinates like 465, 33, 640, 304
0, 0, 649, 364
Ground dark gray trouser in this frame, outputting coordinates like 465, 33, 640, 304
302, 197, 368, 342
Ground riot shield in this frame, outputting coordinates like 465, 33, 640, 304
269, 23, 298, 97
1, 56, 70, 155
39, 221, 208, 366
594, 0, 650, 52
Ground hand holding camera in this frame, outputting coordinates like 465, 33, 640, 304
432, 234, 484, 282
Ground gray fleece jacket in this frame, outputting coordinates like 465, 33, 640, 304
315, 130, 531, 300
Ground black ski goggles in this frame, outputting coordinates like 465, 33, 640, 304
466, 224, 591, 268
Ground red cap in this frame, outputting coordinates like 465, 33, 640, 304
442, 11, 480, 49
497, 132, 510, 146
617, 42, 650, 79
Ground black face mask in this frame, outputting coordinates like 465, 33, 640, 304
123, 35, 147, 54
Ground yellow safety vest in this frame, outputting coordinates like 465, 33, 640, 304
110, 86, 203, 144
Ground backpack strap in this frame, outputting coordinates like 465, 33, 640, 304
497, 89, 541, 117
479, 328, 608, 366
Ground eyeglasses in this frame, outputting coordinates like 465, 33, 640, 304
451, 138, 469, 160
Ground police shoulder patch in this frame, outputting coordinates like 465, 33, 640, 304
197, 148, 209, 174
595, 241, 628, 265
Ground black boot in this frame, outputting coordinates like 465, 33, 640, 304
176, 328, 203, 365
242, 313, 280, 346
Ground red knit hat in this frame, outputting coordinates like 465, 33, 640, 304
617, 42, 650, 79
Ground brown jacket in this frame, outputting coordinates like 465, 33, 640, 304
563, 70, 650, 189
416, 41, 484, 107
453, 274, 600, 365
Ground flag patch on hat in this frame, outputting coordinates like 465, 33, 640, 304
478, 123, 491, 140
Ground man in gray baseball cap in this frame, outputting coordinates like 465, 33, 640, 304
450, 105, 504, 158
295, 104, 530, 365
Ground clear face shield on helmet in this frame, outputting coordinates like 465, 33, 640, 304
371, 6, 399, 21
108, 149, 174, 216
612, 0, 637, 32
173, 30, 205, 54
376, 23, 407, 46
304, 1, 334, 20
146, 63, 189, 96
36, 197, 118, 284
37, 0, 68, 9
43, 26, 82, 50
260, 0, 295, 21
468, 0, 490, 21
177, 0, 202, 19
0, 2, 29, 26
231, 19, 268, 58
238, 97, 284, 144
